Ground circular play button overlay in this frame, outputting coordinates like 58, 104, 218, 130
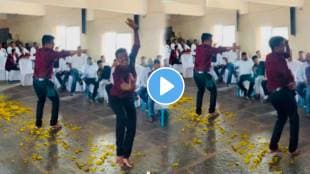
147, 67, 185, 105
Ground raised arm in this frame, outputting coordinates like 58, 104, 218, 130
284, 40, 291, 59
126, 18, 140, 67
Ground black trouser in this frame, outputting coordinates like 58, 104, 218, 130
33, 79, 60, 127
238, 74, 255, 97
213, 65, 226, 82
109, 95, 136, 158
83, 77, 99, 100
262, 80, 269, 96
194, 71, 217, 114
62, 68, 82, 93
55, 71, 70, 89
106, 84, 113, 102
269, 88, 299, 153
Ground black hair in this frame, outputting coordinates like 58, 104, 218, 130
241, 52, 247, 56
154, 59, 160, 65
12, 48, 16, 53
269, 36, 285, 50
87, 56, 92, 60
42, 35, 55, 46
115, 48, 127, 58
252, 55, 258, 61
97, 60, 102, 65
201, 33, 212, 42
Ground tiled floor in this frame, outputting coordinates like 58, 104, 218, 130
1, 79, 310, 174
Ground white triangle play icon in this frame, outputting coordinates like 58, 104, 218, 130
160, 77, 174, 96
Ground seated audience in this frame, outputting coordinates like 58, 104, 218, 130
304, 55, 310, 116
65, 46, 88, 95
0, 43, 7, 60
252, 55, 266, 100
236, 52, 254, 99
287, 55, 303, 81
7, 41, 22, 57
95, 60, 112, 102
213, 53, 226, 83
5, 48, 20, 72
296, 53, 310, 104
140, 56, 147, 67
147, 59, 161, 121
298, 50, 305, 63
55, 56, 70, 90
223, 43, 240, 85
82, 57, 98, 101
169, 45, 181, 65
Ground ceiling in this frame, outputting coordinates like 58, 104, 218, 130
0, 0, 305, 17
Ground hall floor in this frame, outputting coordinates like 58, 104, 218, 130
0, 79, 310, 174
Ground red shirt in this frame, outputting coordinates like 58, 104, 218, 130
34, 48, 71, 79
111, 44, 140, 98
265, 52, 294, 91
194, 44, 227, 72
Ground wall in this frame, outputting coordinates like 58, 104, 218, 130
0, 19, 9, 28
239, 2, 310, 58
7, 6, 81, 45
168, 8, 237, 41
7, 4, 166, 63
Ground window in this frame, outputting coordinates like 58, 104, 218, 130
102, 32, 133, 64
260, 26, 289, 54
213, 25, 236, 47
55, 26, 81, 50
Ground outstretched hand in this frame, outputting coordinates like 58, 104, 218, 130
126, 18, 138, 30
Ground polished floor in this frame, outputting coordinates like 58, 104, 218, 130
1, 79, 310, 174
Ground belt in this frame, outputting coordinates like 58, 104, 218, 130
194, 70, 208, 74
34, 77, 50, 81
271, 87, 283, 93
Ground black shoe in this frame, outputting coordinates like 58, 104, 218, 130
196, 108, 202, 115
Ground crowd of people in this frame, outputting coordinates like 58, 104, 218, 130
0, 20, 307, 169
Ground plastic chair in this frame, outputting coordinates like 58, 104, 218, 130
181, 54, 194, 78
0, 57, 7, 81
19, 59, 33, 86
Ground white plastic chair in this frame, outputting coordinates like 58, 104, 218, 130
66, 76, 85, 92
7, 70, 21, 81
0, 57, 7, 81
181, 54, 194, 78
19, 59, 33, 86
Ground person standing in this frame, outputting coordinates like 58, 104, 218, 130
109, 18, 140, 168
33, 35, 75, 130
194, 33, 235, 116
265, 36, 299, 156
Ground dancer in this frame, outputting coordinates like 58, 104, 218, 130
33, 35, 76, 130
109, 18, 140, 168
194, 33, 236, 116
265, 36, 299, 156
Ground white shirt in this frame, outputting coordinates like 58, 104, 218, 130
136, 65, 151, 87
287, 60, 303, 81
0, 48, 7, 59
165, 44, 171, 59
59, 58, 69, 71
296, 62, 307, 83
214, 53, 226, 66
67, 53, 88, 72
223, 50, 239, 64
83, 63, 98, 79
191, 44, 197, 56
7, 46, 22, 57
30, 47, 36, 60
235, 59, 254, 76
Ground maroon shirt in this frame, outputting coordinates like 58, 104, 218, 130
265, 52, 294, 91
194, 44, 227, 72
111, 44, 140, 98
34, 48, 71, 79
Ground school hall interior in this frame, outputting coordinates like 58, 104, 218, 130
1, 0, 310, 173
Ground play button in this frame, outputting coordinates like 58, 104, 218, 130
160, 77, 174, 96
147, 67, 185, 105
